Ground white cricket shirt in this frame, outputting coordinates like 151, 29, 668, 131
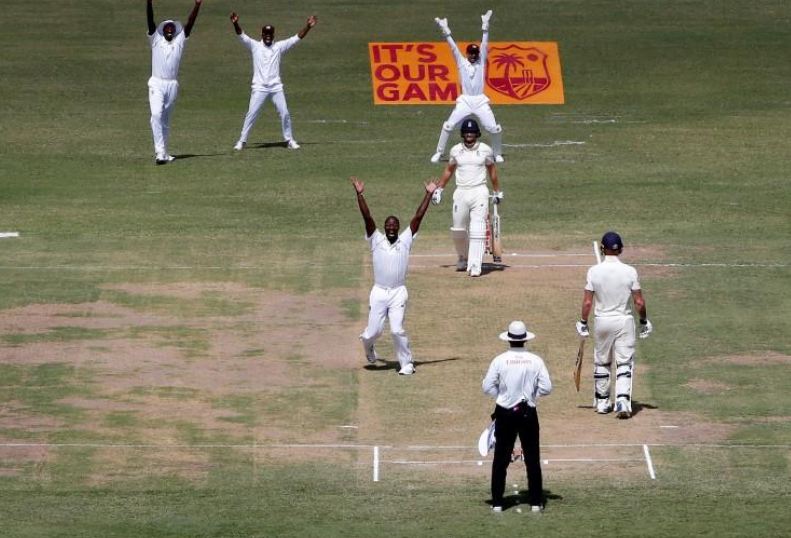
446, 30, 489, 96
238, 33, 301, 91
482, 348, 552, 409
367, 228, 414, 289
449, 141, 494, 188
149, 21, 187, 80
585, 255, 641, 317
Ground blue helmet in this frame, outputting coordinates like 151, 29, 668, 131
460, 118, 481, 135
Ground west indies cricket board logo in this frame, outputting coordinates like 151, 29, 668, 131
487, 45, 551, 100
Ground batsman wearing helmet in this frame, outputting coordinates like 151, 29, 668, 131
430, 10, 504, 164
576, 232, 653, 418
432, 119, 502, 277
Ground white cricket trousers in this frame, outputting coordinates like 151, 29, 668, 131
593, 316, 636, 406
148, 76, 179, 156
237, 88, 293, 144
436, 94, 501, 155
452, 185, 489, 272
360, 285, 412, 368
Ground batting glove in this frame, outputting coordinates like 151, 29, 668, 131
481, 10, 493, 31
434, 17, 451, 36
492, 190, 504, 205
639, 319, 653, 339
575, 320, 590, 338
431, 187, 443, 205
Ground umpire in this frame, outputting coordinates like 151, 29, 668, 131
482, 321, 552, 512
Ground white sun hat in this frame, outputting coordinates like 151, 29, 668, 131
498, 320, 536, 342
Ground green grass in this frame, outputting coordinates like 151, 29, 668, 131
0, 0, 789, 536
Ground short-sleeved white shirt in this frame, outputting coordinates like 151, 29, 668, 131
585, 256, 641, 317
238, 33, 301, 91
482, 348, 552, 409
367, 228, 414, 289
149, 22, 187, 80
449, 141, 494, 188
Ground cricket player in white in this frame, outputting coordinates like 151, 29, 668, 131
576, 231, 653, 418
432, 119, 502, 277
431, 10, 504, 164
230, 12, 318, 151
483, 320, 552, 512
146, 0, 203, 165
351, 177, 438, 375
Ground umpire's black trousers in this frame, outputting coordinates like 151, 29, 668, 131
491, 401, 543, 507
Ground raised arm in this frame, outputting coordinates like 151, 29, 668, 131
480, 10, 492, 63
410, 180, 438, 234
434, 17, 463, 63
351, 177, 376, 238
230, 11, 242, 35
183, 0, 202, 37
298, 15, 318, 39
147, 0, 156, 35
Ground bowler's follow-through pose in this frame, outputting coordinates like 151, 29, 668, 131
146, 0, 203, 165
576, 232, 653, 418
230, 12, 318, 151
432, 119, 502, 277
351, 177, 437, 375
431, 10, 504, 164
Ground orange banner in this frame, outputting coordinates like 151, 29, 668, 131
369, 42, 564, 105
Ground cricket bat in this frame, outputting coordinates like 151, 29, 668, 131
491, 202, 502, 263
573, 338, 585, 392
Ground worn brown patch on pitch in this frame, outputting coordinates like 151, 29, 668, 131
685, 379, 732, 394
706, 352, 791, 366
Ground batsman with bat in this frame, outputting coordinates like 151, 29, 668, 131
482, 321, 552, 513
432, 118, 502, 277
576, 232, 653, 418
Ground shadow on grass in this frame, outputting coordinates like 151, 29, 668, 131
486, 489, 564, 511
170, 153, 227, 160
576, 400, 658, 417
363, 357, 460, 372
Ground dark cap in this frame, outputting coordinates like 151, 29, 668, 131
460, 118, 481, 135
601, 231, 623, 250
262, 25, 275, 35
466, 43, 480, 56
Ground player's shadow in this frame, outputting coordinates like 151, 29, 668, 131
169, 153, 226, 160
576, 400, 657, 417
364, 357, 459, 372
247, 141, 315, 149
487, 489, 563, 511
481, 262, 506, 275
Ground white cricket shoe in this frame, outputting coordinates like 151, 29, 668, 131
495, 154, 505, 163
155, 153, 168, 165
456, 256, 468, 271
615, 400, 631, 419
492, 506, 503, 513
596, 400, 612, 414
430, 152, 443, 163
468, 265, 482, 277
233, 141, 246, 151
531, 505, 543, 513
165, 154, 176, 162
398, 363, 415, 375
287, 139, 300, 150
365, 349, 380, 364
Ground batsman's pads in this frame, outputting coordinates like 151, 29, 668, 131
639, 319, 653, 339
492, 190, 503, 205
468, 218, 487, 273
477, 420, 496, 457
575, 320, 589, 338
573, 338, 585, 392
431, 187, 443, 205
451, 227, 468, 258
434, 17, 451, 36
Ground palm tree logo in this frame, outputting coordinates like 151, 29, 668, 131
487, 46, 551, 100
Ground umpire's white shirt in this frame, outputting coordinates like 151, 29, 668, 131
585, 256, 641, 318
238, 33, 301, 91
482, 349, 552, 409
149, 24, 187, 80
445, 30, 489, 96
449, 142, 494, 188
368, 228, 414, 288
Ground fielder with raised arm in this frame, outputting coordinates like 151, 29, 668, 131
230, 12, 318, 151
146, 0, 203, 165
351, 177, 437, 375
431, 10, 504, 164
432, 119, 502, 277
576, 231, 653, 418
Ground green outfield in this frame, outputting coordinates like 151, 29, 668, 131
1, 0, 789, 536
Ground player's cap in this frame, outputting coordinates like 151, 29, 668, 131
466, 43, 480, 56
499, 320, 536, 342
262, 25, 275, 35
460, 118, 481, 135
601, 231, 623, 250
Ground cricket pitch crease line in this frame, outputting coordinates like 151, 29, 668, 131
384, 458, 644, 465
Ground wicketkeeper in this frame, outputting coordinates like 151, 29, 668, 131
576, 232, 653, 418
432, 119, 502, 277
